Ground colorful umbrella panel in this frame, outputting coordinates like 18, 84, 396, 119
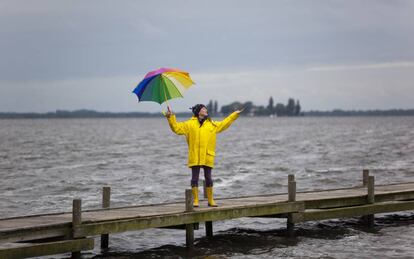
133, 68, 195, 104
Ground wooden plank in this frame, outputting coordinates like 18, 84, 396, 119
300, 186, 414, 209
376, 191, 414, 202
159, 223, 199, 230
0, 238, 94, 259
303, 196, 367, 209
74, 201, 305, 237
0, 224, 71, 243
0, 215, 72, 231
374, 182, 414, 192
293, 200, 414, 223
80, 206, 186, 222
80, 198, 292, 223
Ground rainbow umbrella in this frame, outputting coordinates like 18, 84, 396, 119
133, 68, 195, 106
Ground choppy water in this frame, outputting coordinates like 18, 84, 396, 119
1, 116, 413, 258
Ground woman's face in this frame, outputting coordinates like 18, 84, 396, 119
199, 107, 208, 117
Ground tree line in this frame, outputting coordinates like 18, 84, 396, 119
216, 97, 302, 116
2, 103, 414, 119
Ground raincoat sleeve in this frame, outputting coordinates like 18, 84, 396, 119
215, 112, 240, 133
166, 114, 188, 135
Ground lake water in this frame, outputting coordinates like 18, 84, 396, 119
1, 116, 413, 258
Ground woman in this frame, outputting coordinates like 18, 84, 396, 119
165, 104, 242, 207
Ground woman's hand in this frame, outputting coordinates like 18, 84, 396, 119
235, 107, 245, 114
166, 106, 173, 118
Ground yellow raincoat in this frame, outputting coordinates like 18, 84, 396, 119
167, 112, 239, 168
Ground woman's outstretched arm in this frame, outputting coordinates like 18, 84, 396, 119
166, 106, 188, 135
215, 108, 244, 133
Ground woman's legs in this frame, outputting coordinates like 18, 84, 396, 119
191, 166, 201, 207
191, 166, 201, 187
191, 166, 216, 207
203, 166, 213, 187
203, 166, 217, 206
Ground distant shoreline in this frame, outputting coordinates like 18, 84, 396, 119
1, 109, 414, 119
304, 109, 414, 117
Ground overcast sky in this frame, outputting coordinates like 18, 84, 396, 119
1, 0, 413, 113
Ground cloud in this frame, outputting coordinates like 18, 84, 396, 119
1, 59, 413, 113
307, 62, 414, 72
2, 1, 414, 80
1, 1, 414, 111
192, 62, 414, 111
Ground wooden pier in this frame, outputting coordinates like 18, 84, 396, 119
1, 170, 414, 258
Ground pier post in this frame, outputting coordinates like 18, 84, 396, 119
288, 174, 296, 202
367, 176, 375, 204
71, 199, 82, 259
205, 221, 213, 238
365, 176, 375, 226
362, 175, 375, 226
101, 187, 111, 249
203, 180, 213, 237
363, 169, 369, 186
185, 189, 194, 249
287, 174, 296, 237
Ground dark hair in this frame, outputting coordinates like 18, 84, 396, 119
190, 104, 206, 116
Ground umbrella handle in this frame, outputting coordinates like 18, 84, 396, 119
162, 77, 171, 111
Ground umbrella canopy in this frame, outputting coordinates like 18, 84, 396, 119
133, 68, 195, 105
